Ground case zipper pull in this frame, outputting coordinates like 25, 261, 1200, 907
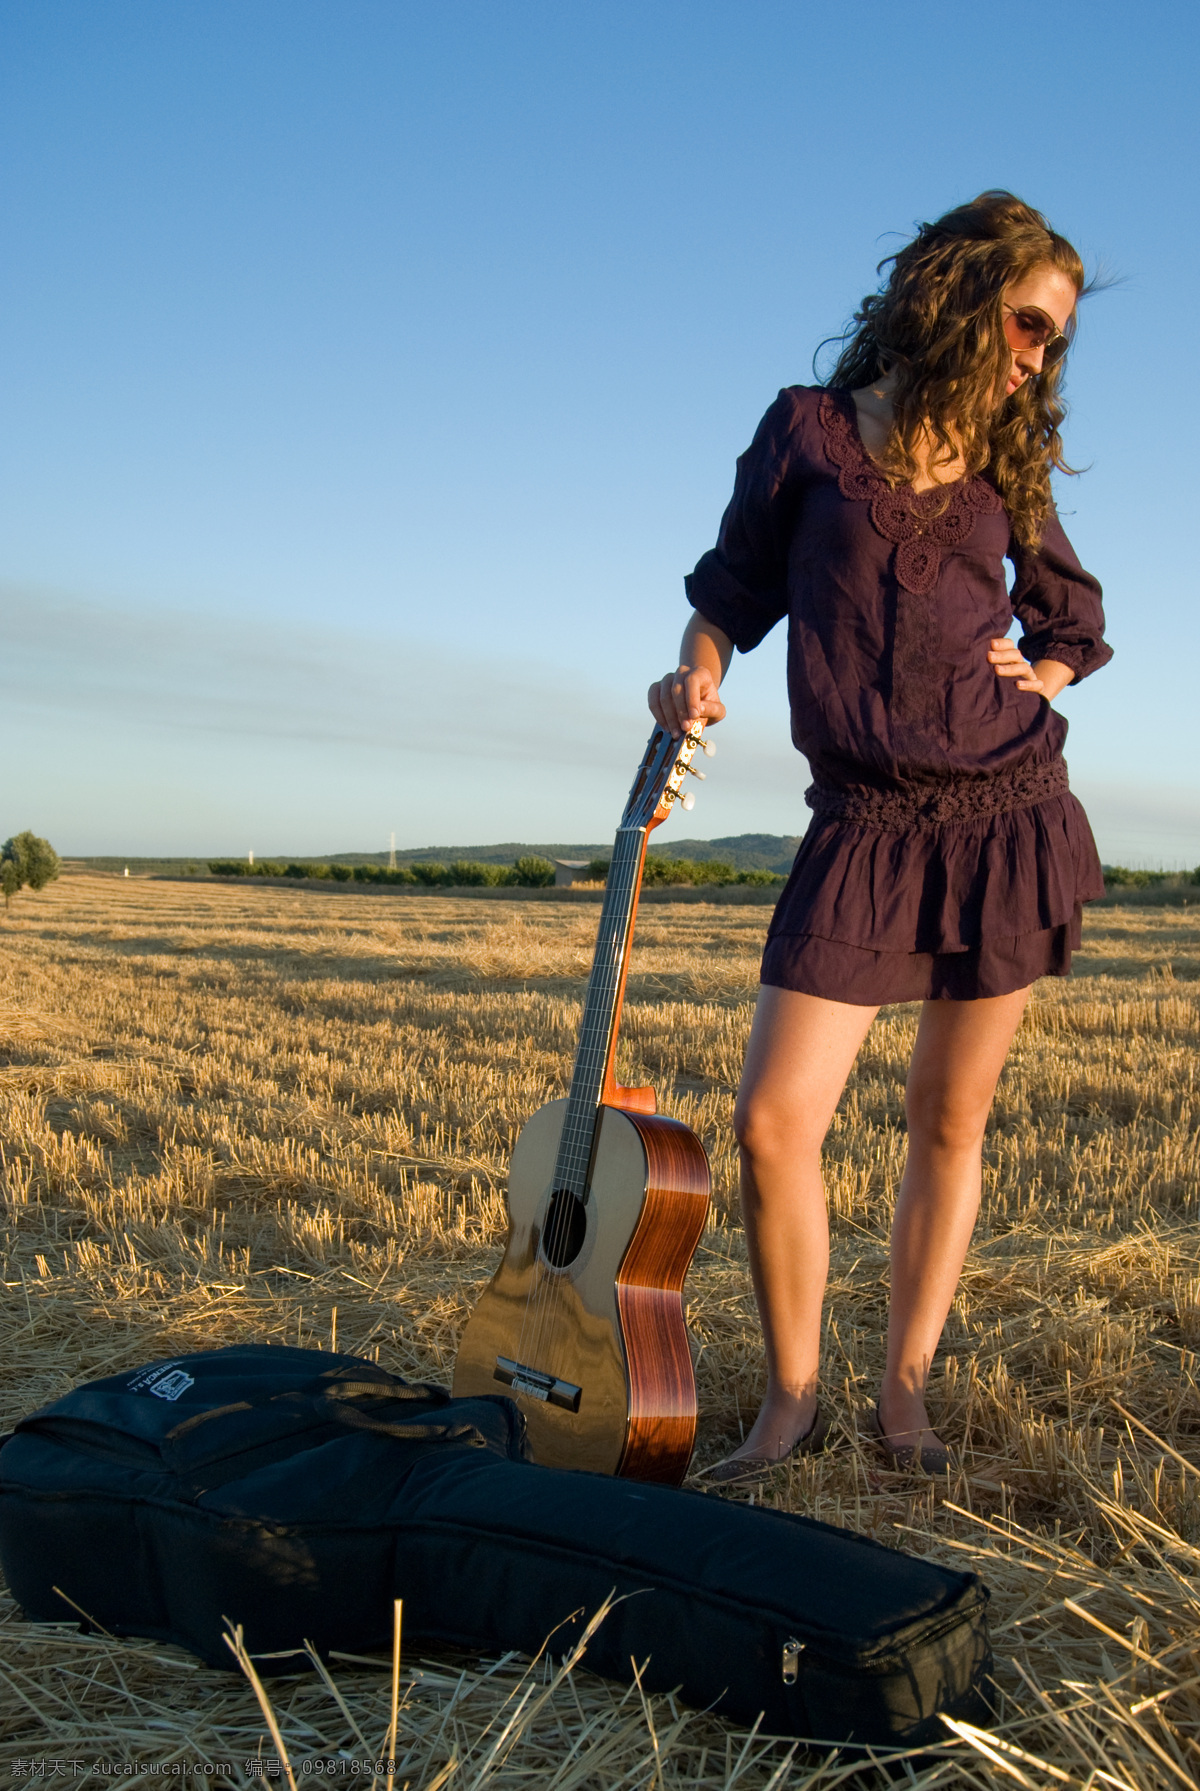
781, 1637, 804, 1683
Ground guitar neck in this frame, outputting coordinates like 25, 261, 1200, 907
550, 822, 650, 1200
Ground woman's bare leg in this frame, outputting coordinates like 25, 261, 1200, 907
728, 986, 879, 1461
879, 986, 1033, 1451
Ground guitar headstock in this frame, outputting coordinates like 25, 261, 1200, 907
621, 722, 716, 833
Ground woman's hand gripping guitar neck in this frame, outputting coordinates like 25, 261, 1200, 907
648, 615, 733, 739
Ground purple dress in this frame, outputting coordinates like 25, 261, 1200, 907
686, 386, 1113, 1003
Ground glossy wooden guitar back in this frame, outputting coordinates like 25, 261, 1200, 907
452, 1097, 710, 1481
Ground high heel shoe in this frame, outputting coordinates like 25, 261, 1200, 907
702, 1405, 831, 1487
867, 1403, 954, 1476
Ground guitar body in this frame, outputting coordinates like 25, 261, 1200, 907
453, 1097, 710, 1482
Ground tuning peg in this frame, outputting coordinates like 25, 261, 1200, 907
684, 764, 706, 780
701, 739, 716, 758
679, 791, 695, 811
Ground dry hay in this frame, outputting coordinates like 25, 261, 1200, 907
1, 874, 1199, 1786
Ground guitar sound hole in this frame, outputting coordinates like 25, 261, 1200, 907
541, 1187, 588, 1269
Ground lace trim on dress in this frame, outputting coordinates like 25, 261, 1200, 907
817, 390, 1002, 596
805, 759, 1070, 833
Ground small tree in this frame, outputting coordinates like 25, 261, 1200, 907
1, 831, 61, 909
514, 855, 555, 888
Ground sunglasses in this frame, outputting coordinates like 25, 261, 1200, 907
1003, 303, 1069, 368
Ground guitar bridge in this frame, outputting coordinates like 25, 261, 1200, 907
494, 1356, 582, 1412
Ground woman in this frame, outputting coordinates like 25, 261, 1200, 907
648, 192, 1112, 1481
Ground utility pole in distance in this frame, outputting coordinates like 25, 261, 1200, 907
389, 832, 396, 871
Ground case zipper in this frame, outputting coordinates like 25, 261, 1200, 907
781, 1637, 804, 1683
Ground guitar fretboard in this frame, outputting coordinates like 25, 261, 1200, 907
550, 823, 647, 1200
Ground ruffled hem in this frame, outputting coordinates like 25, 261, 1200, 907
761, 909, 1082, 1004
767, 791, 1103, 955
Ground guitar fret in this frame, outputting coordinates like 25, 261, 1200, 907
551, 821, 648, 1197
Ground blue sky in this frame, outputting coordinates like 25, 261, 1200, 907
3, 1, 1196, 861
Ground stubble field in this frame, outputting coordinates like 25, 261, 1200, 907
1, 874, 1199, 1788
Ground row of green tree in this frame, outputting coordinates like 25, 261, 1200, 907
208, 857, 559, 886
208, 854, 783, 888
574, 857, 783, 887
2, 832, 60, 908
12, 839, 1191, 905
640, 857, 783, 887
1102, 865, 1200, 887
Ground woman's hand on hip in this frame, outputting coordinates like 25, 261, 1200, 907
988, 638, 1045, 694
648, 664, 727, 739
988, 640, 1075, 701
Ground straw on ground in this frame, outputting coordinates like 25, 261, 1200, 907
1, 875, 1198, 1786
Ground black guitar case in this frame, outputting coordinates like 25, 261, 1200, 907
0, 1346, 991, 1747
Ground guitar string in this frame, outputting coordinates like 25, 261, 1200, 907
528, 735, 679, 1370
518, 886, 614, 1365
534, 813, 657, 1379
514, 724, 692, 1393
528, 831, 641, 1378
518, 914, 612, 1372
520, 820, 646, 1378
519, 824, 642, 1375
535, 831, 640, 1372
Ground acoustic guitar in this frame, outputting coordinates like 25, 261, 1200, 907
452, 722, 714, 1484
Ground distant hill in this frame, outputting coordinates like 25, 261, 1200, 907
315, 834, 804, 874
659, 835, 804, 873
75, 834, 804, 877
319, 842, 613, 868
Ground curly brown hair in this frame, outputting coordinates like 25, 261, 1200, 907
824, 191, 1086, 547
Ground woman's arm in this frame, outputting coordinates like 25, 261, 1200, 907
648, 613, 733, 739
652, 389, 808, 737
1007, 511, 1112, 686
